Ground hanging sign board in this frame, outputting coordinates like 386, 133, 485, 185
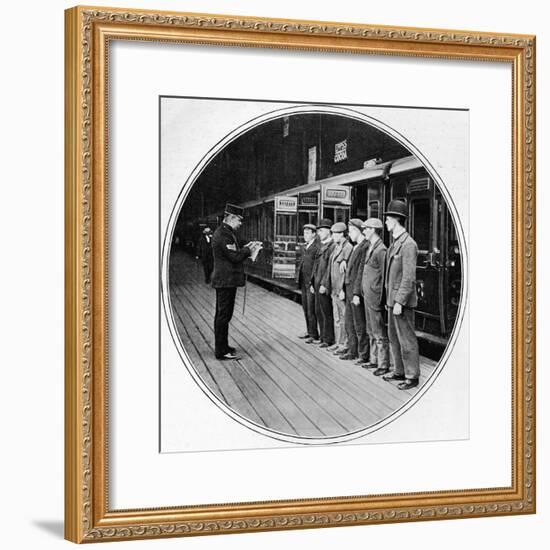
321, 185, 352, 205
275, 196, 298, 213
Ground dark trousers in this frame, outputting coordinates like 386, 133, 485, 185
301, 281, 319, 339
387, 307, 420, 379
202, 259, 213, 284
214, 287, 237, 357
315, 290, 335, 345
344, 287, 368, 359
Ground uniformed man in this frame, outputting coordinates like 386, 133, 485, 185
360, 218, 390, 375
382, 200, 420, 390
296, 223, 320, 343
341, 218, 369, 362
196, 227, 214, 284
211, 204, 260, 361
310, 218, 336, 348
324, 222, 353, 354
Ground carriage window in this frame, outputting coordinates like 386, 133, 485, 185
335, 208, 348, 224
411, 199, 430, 251
323, 207, 335, 223
297, 211, 317, 243
275, 213, 296, 239
265, 208, 274, 242
354, 183, 369, 218
391, 179, 407, 201
323, 206, 349, 224
368, 201, 380, 219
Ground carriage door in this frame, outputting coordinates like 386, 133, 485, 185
441, 198, 462, 338
273, 196, 298, 279
321, 185, 351, 225
408, 177, 445, 340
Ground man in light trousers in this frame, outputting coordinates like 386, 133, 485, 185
321, 222, 353, 354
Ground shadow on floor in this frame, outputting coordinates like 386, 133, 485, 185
32, 520, 64, 539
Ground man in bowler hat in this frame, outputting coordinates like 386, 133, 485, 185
196, 227, 214, 284
382, 200, 421, 390
310, 219, 336, 348
296, 223, 320, 343
360, 218, 390, 375
341, 218, 370, 362
211, 204, 260, 360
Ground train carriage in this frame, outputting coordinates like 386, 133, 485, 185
232, 154, 462, 351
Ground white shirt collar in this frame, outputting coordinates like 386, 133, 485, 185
392, 226, 406, 240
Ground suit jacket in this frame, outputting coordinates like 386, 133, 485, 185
296, 238, 319, 287
311, 239, 335, 291
385, 230, 418, 308
361, 238, 387, 310
325, 239, 353, 295
210, 223, 251, 288
345, 239, 369, 296
197, 234, 213, 264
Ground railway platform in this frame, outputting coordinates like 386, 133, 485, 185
168, 249, 436, 438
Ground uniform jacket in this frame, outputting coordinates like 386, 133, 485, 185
345, 239, 369, 296
361, 237, 387, 310
210, 223, 251, 288
311, 239, 336, 291
196, 234, 213, 263
385, 230, 418, 308
296, 237, 320, 287
324, 239, 353, 295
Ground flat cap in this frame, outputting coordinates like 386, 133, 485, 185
331, 222, 347, 233
317, 218, 333, 230
303, 223, 317, 231
348, 218, 364, 230
361, 217, 383, 229
224, 203, 244, 219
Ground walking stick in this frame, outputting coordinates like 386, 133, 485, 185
242, 273, 248, 315
242, 242, 260, 315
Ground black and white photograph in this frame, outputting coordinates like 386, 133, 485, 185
160, 97, 469, 451
3, 0, 544, 546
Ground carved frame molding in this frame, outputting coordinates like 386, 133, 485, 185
65, 5, 535, 543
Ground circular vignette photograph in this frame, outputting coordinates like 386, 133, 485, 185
160, 98, 468, 451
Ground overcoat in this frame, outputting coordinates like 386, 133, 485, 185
210, 223, 251, 288
311, 239, 336, 290
361, 238, 387, 310
385, 231, 418, 308
323, 239, 353, 295
296, 238, 320, 287
345, 239, 369, 296
197, 234, 213, 263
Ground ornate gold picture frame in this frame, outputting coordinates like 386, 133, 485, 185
65, 5, 536, 543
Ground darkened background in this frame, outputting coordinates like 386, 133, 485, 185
180, 112, 409, 221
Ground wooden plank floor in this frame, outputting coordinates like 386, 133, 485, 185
169, 250, 436, 438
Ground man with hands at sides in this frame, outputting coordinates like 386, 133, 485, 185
382, 200, 421, 390
297, 223, 320, 344
360, 218, 390, 376
341, 218, 370, 363
310, 219, 336, 348
323, 222, 353, 354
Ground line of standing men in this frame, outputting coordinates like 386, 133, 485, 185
296, 199, 420, 391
